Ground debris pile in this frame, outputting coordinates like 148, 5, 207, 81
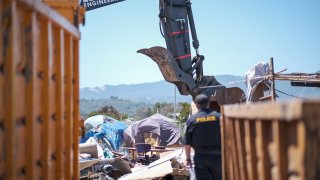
79, 114, 190, 179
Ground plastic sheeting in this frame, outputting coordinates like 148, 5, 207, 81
123, 114, 182, 147
245, 62, 270, 101
80, 115, 128, 151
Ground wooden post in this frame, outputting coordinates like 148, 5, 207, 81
270, 58, 276, 102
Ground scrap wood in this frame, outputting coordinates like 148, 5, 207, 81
149, 148, 183, 168
79, 159, 101, 171
118, 148, 185, 179
119, 160, 173, 180
172, 168, 189, 176
79, 153, 91, 159
112, 150, 125, 157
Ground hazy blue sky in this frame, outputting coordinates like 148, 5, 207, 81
79, 0, 320, 88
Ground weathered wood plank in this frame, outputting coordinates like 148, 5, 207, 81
19, 0, 80, 39
235, 120, 247, 180
55, 26, 63, 179
64, 33, 73, 180
256, 121, 270, 180
25, 9, 35, 180
223, 100, 320, 180
4, 1, 17, 179
244, 120, 257, 180
223, 101, 304, 121
1, 1, 81, 179
72, 39, 80, 180
273, 120, 287, 180
32, 12, 43, 179
42, 19, 52, 180
229, 119, 240, 180
0, 1, 5, 178
221, 108, 227, 180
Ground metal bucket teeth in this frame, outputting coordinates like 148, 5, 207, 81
137, 46, 172, 63
137, 46, 178, 83
138, 46, 197, 95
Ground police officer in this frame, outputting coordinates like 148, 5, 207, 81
185, 94, 222, 180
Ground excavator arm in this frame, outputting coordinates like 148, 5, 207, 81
139, 0, 209, 96
80, 0, 245, 105
80, 0, 125, 11
138, 0, 245, 105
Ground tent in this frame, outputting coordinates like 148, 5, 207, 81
81, 115, 128, 151
123, 113, 182, 147
84, 115, 105, 132
146, 113, 176, 123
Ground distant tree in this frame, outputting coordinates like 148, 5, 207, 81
178, 102, 191, 123
88, 105, 128, 120
153, 102, 174, 117
134, 107, 153, 120
110, 96, 119, 100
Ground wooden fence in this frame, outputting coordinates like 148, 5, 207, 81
221, 100, 320, 180
0, 0, 80, 179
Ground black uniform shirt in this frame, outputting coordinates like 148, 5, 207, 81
185, 107, 221, 154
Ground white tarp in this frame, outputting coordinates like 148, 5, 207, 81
245, 62, 270, 102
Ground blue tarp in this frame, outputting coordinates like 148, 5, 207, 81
80, 115, 128, 151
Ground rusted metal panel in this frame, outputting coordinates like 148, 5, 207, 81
0, 1, 80, 179
222, 100, 320, 180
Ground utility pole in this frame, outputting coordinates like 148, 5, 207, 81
270, 57, 276, 102
266, 57, 320, 102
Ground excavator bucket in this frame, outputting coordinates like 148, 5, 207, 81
138, 46, 246, 107
213, 87, 246, 105
208, 87, 246, 112
137, 47, 180, 82
138, 46, 196, 95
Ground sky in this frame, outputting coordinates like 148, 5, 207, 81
79, 0, 320, 88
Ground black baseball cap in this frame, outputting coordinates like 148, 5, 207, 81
194, 94, 209, 104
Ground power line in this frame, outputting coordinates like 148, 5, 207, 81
275, 89, 309, 100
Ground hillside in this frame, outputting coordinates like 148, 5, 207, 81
80, 96, 151, 117
80, 75, 247, 103
80, 75, 320, 116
